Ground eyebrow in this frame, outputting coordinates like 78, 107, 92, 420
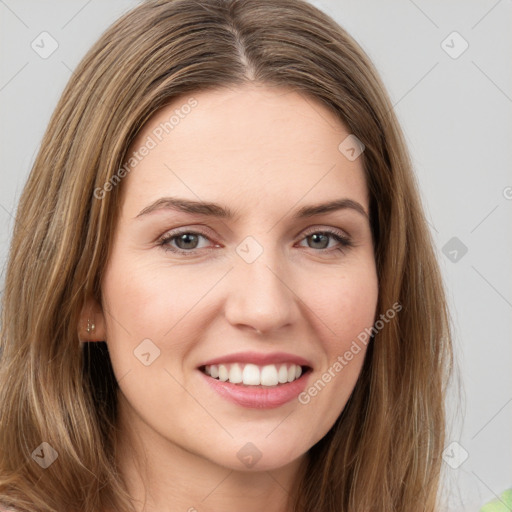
135, 196, 369, 221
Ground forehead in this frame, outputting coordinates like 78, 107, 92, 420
120, 84, 369, 217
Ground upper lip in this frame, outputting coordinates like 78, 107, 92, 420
198, 351, 313, 369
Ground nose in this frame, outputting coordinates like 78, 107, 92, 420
223, 247, 300, 336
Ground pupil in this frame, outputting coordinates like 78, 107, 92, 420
310, 233, 328, 249
177, 233, 198, 249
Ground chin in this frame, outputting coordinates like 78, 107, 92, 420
205, 439, 308, 473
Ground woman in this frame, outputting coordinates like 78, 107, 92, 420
0, 0, 453, 511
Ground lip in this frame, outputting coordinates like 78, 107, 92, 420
198, 366, 312, 409
198, 351, 313, 369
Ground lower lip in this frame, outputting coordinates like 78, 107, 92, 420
199, 369, 311, 409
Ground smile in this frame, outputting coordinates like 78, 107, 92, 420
198, 363, 313, 409
200, 362, 308, 386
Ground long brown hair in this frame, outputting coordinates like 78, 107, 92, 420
0, 0, 454, 510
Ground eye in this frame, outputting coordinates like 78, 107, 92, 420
297, 228, 354, 254
157, 230, 215, 255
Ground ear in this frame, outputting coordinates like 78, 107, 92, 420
78, 296, 107, 342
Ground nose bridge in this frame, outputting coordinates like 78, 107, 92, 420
224, 236, 298, 334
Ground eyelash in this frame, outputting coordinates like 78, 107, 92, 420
156, 227, 354, 257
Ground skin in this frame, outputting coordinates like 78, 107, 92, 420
80, 83, 379, 512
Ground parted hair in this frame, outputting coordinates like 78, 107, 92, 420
0, 0, 453, 511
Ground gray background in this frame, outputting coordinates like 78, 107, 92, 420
1, 1, 511, 510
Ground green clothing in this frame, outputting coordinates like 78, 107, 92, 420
479, 488, 512, 512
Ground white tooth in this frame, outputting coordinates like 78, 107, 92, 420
287, 365, 296, 382
218, 364, 229, 381
228, 363, 243, 384
260, 364, 279, 386
204, 365, 211, 376
210, 365, 219, 379
242, 363, 261, 385
295, 365, 302, 379
277, 364, 289, 384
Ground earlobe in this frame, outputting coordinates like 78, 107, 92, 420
78, 297, 107, 342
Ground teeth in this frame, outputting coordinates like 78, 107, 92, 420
229, 363, 243, 384
260, 364, 278, 386
218, 364, 229, 382
278, 364, 289, 383
203, 362, 305, 386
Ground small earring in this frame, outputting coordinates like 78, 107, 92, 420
86, 318, 95, 334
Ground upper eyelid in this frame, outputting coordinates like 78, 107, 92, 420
300, 225, 350, 237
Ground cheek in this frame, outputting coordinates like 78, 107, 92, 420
100, 262, 208, 421
305, 263, 379, 344
291, 270, 378, 446
102, 259, 205, 338
297, 259, 378, 392
100, 257, 224, 382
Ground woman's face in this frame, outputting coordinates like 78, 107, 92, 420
96, 84, 378, 472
